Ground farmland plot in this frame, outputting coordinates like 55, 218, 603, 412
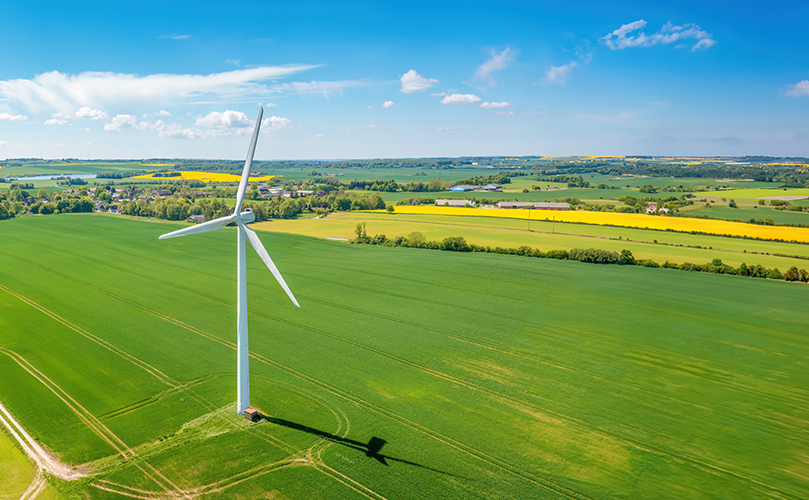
0, 214, 807, 499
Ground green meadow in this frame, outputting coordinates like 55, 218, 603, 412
0, 214, 808, 498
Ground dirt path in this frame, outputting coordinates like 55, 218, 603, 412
19, 471, 46, 500
0, 400, 85, 481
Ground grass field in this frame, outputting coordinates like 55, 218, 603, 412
0, 426, 36, 498
687, 205, 809, 225
1, 214, 809, 499
691, 188, 809, 199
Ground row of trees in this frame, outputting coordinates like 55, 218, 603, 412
343, 178, 448, 192
351, 226, 809, 283
119, 192, 388, 222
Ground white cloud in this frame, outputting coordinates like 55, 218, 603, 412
0, 65, 321, 114
157, 123, 203, 139
44, 112, 70, 126
143, 110, 171, 117
383, 100, 394, 109
75, 107, 108, 120
158, 34, 191, 39
104, 114, 138, 131
400, 70, 439, 93
546, 61, 578, 84
472, 47, 516, 88
226, 59, 241, 66
480, 101, 510, 108
786, 80, 809, 96
315, 133, 324, 137
0, 112, 28, 121
441, 93, 481, 105
437, 127, 450, 131
265, 102, 279, 107
430, 92, 447, 97
262, 116, 294, 132
196, 110, 252, 128
368, 124, 378, 128
601, 20, 716, 51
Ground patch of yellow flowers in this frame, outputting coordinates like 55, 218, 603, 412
376, 206, 809, 243
131, 171, 275, 182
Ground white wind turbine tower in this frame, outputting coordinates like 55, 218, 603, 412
158, 107, 299, 414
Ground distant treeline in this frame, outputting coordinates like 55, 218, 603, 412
350, 225, 809, 283
118, 191, 387, 221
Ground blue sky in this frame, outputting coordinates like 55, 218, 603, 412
0, 0, 807, 160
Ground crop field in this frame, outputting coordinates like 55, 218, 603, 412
251, 212, 809, 270
130, 171, 276, 183
687, 205, 809, 225
372, 206, 809, 243
0, 214, 808, 499
690, 188, 809, 199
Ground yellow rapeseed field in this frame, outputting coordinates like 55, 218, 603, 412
375, 206, 809, 243
131, 171, 275, 182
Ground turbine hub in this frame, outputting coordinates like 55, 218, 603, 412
239, 208, 256, 224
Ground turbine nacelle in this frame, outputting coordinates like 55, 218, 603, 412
238, 208, 255, 224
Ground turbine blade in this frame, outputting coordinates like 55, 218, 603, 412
158, 215, 233, 239
241, 223, 300, 307
234, 107, 264, 215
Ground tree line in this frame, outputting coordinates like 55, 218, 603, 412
350, 224, 809, 283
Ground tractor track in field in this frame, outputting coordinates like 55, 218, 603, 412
1, 240, 803, 497
0, 347, 191, 499
0, 282, 177, 387
97, 375, 217, 421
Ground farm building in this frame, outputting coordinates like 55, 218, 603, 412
449, 184, 478, 192
436, 199, 476, 207
481, 183, 503, 191
497, 201, 570, 210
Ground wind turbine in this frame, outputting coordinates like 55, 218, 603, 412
158, 107, 299, 414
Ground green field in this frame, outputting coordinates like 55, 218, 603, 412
0, 426, 36, 498
687, 205, 809, 225
1, 214, 808, 498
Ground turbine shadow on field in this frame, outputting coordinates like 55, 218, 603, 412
263, 416, 457, 476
